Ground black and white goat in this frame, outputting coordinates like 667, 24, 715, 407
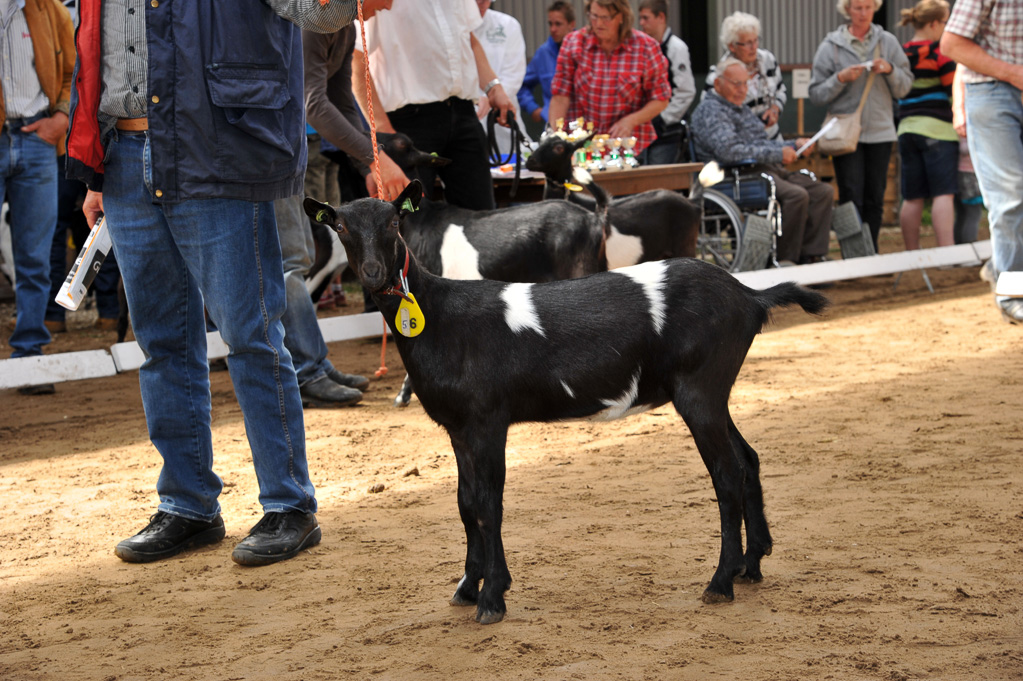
379, 132, 613, 407
305, 180, 828, 625
525, 134, 702, 268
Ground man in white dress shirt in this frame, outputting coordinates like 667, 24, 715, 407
353, 0, 514, 210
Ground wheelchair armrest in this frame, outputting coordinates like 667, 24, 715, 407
720, 159, 759, 172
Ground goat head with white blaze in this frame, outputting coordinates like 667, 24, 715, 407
305, 180, 828, 625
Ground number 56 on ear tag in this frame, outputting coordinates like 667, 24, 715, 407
396, 293, 425, 337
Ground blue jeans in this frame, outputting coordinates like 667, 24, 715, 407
46, 172, 122, 322
965, 80, 1023, 278
274, 193, 334, 387
101, 131, 315, 520
1, 117, 58, 357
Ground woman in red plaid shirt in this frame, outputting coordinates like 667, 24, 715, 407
547, 0, 672, 153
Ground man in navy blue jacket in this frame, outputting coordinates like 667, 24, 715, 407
518, 1, 576, 126
66, 0, 356, 566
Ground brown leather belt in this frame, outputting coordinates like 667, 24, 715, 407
115, 117, 148, 131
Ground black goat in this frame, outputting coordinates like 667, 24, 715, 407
378, 132, 613, 407
305, 180, 828, 625
525, 134, 702, 267
382, 132, 610, 283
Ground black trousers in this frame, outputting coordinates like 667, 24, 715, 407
831, 141, 893, 253
388, 97, 495, 211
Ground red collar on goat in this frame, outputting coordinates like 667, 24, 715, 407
380, 243, 413, 303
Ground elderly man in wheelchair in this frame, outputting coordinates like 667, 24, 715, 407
691, 57, 833, 269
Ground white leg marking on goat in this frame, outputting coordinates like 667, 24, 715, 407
561, 380, 575, 399
439, 224, 484, 280
501, 283, 546, 337
617, 260, 668, 334
606, 226, 645, 270
590, 370, 648, 421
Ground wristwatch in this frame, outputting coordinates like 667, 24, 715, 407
484, 78, 501, 95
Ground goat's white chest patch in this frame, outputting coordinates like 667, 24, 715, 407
606, 226, 645, 270
500, 283, 545, 337
616, 261, 668, 334
439, 224, 483, 280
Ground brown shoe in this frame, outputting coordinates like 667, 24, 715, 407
95, 317, 118, 331
45, 319, 67, 333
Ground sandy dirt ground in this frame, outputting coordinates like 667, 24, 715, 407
2, 260, 1022, 680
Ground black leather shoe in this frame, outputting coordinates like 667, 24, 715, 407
300, 375, 362, 407
231, 511, 321, 566
327, 367, 370, 391
115, 512, 225, 563
999, 297, 1023, 324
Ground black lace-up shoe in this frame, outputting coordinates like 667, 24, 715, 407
115, 512, 225, 563
231, 511, 321, 566
326, 367, 370, 391
300, 375, 362, 407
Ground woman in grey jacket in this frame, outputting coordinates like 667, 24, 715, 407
810, 0, 913, 252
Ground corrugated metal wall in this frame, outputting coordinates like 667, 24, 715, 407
715, 1, 844, 65
499, 0, 952, 68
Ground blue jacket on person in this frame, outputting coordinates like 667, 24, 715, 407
518, 36, 562, 124
66, 0, 307, 204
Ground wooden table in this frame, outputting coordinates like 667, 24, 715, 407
492, 162, 703, 205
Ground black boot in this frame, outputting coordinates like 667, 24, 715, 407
299, 375, 362, 407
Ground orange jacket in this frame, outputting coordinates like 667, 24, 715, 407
0, 0, 76, 155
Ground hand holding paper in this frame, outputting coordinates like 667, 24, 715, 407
796, 117, 838, 157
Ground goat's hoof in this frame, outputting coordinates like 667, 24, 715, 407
701, 589, 735, 604
450, 594, 476, 607
393, 397, 410, 409
476, 609, 505, 625
733, 573, 763, 584
763, 544, 773, 557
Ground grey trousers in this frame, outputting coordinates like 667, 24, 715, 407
761, 165, 835, 263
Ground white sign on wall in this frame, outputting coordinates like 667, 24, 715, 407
791, 69, 812, 99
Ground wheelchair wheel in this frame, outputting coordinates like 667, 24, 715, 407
698, 188, 746, 272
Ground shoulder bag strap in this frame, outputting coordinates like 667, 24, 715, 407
854, 43, 882, 117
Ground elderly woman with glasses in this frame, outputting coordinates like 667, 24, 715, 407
705, 12, 788, 141
547, 0, 671, 154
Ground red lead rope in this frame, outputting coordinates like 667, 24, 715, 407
356, 2, 388, 376
373, 247, 411, 379
357, 2, 383, 199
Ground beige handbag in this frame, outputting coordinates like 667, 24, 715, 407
818, 44, 880, 157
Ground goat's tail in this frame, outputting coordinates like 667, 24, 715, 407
757, 282, 830, 317
574, 167, 612, 240
688, 160, 725, 203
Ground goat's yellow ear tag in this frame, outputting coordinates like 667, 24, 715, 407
396, 292, 425, 337
401, 198, 418, 213
563, 182, 584, 192
315, 209, 330, 223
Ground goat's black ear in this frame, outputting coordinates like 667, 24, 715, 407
393, 179, 423, 215
304, 197, 337, 225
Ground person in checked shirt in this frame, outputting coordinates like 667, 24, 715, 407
546, 0, 671, 155
941, 0, 1023, 324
